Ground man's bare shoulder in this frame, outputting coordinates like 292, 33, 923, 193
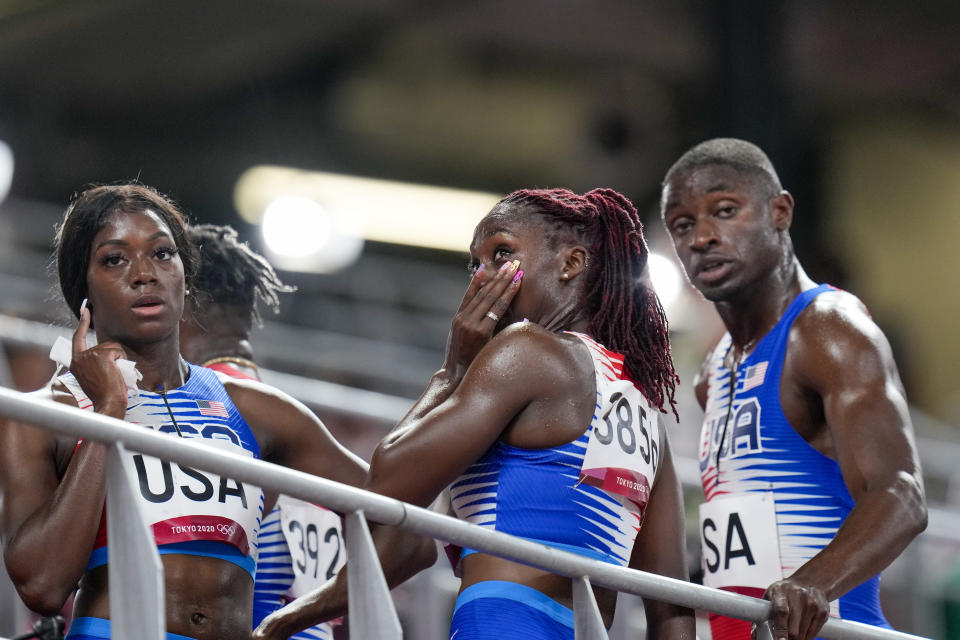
794, 287, 886, 348
790, 287, 896, 387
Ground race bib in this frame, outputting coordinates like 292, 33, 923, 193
699, 492, 782, 589
278, 495, 345, 598
579, 379, 660, 507
121, 438, 261, 556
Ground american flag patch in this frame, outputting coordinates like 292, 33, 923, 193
741, 362, 768, 392
196, 400, 228, 418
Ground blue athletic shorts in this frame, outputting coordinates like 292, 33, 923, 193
449, 581, 576, 640
66, 617, 196, 640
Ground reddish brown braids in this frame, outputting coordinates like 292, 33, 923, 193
496, 187, 679, 417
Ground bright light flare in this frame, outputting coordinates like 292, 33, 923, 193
235, 166, 501, 254
262, 196, 330, 258
648, 252, 683, 311
0, 140, 13, 204
260, 195, 363, 273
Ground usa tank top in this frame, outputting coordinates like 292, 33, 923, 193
451, 332, 660, 567
60, 363, 264, 579
698, 283, 889, 634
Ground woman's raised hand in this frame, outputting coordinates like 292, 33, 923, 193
70, 304, 129, 416
443, 259, 523, 376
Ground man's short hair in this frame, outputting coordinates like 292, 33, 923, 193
663, 138, 783, 198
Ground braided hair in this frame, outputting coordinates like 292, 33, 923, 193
494, 188, 679, 417
186, 224, 295, 326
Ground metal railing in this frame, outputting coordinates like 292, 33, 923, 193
4, 314, 960, 493
0, 386, 931, 640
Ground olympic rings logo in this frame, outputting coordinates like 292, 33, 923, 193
217, 523, 236, 536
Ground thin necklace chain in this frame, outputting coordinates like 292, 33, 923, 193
153, 356, 189, 438
714, 337, 757, 485
725, 336, 757, 370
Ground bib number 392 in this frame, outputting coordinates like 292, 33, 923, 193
579, 381, 659, 505
278, 496, 345, 599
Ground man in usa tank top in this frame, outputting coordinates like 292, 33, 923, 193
661, 138, 926, 640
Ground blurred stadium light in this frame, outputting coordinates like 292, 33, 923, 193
647, 252, 683, 313
0, 140, 12, 204
234, 166, 501, 257
260, 194, 365, 273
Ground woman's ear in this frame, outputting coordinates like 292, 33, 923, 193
561, 246, 588, 281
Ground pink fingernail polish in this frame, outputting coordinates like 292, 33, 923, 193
513, 270, 524, 283
499, 261, 512, 273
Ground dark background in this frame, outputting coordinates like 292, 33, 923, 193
1, 2, 959, 635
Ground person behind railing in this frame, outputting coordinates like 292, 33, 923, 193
0, 183, 434, 640
179, 223, 346, 640
255, 188, 697, 639
659, 138, 927, 640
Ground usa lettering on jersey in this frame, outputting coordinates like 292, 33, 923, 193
700, 398, 764, 474
120, 435, 259, 555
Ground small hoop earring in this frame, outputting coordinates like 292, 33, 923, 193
561, 273, 569, 280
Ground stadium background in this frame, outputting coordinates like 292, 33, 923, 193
0, 1, 958, 637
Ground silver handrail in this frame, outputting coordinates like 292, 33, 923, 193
0, 386, 931, 640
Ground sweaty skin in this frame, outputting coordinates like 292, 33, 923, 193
256, 213, 693, 640
662, 162, 926, 640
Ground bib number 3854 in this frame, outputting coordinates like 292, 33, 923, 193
579, 380, 659, 505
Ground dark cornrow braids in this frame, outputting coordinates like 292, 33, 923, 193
186, 224, 296, 326
497, 188, 679, 418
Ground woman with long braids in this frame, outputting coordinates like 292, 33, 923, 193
258, 188, 695, 640
0, 184, 433, 640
